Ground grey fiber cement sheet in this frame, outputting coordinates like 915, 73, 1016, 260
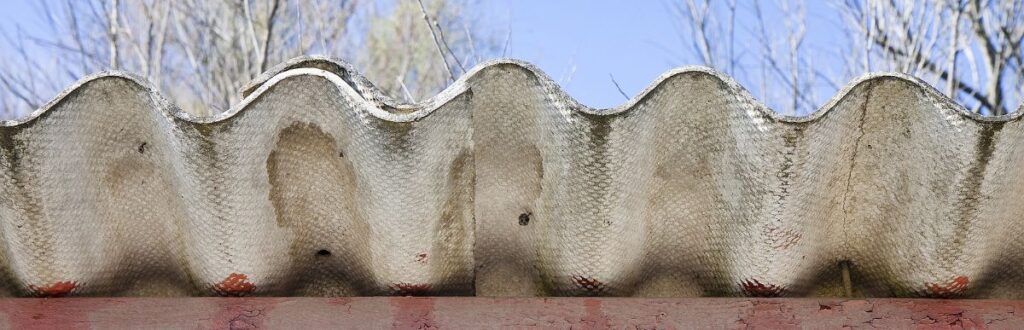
0, 56, 1021, 298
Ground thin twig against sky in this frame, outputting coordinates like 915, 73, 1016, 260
609, 73, 629, 100
417, 0, 459, 82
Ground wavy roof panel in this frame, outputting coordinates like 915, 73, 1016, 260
1, 56, 1022, 298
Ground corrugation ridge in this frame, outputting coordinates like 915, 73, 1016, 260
464, 59, 1023, 122
1, 60, 469, 127
0, 72, 180, 127
3, 56, 1021, 128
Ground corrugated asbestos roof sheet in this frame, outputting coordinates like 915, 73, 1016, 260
1, 56, 1022, 298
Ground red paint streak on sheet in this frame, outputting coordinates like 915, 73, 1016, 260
213, 273, 256, 297
740, 278, 785, 297
389, 283, 432, 296
28, 281, 77, 298
925, 276, 969, 298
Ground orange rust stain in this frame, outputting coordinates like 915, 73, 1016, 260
925, 276, 969, 298
389, 283, 432, 296
213, 273, 256, 297
740, 278, 785, 297
29, 281, 78, 297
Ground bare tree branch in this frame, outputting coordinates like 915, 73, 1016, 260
260, 0, 282, 72
872, 29, 1002, 114
609, 73, 629, 100
108, 0, 120, 69
416, 0, 458, 82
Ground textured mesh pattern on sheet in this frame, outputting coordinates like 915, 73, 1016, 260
0, 56, 1022, 298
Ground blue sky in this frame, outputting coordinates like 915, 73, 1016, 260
0, 0, 850, 110
481, 0, 848, 108
482, 0, 688, 107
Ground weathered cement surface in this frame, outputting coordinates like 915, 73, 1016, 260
1, 56, 1023, 298
1, 297, 1022, 329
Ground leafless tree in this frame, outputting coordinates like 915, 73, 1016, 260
671, 0, 827, 115
671, 0, 1023, 116
361, 0, 492, 103
0, 0, 495, 118
837, 0, 1024, 115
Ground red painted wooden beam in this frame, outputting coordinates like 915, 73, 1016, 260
0, 297, 1020, 329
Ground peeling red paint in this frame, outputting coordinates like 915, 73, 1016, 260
389, 283, 432, 296
392, 297, 436, 329
209, 298, 280, 330
739, 300, 800, 328
28, 281, 78, 298
582, 298, 610, 328
740, 278, 785, 297
1, 298, 104, 330
572, 275, 607, 295
213, 273, 256, 297
0, 297, 1019, 327
924, 276, 969, 298
327, 297, 352, 306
